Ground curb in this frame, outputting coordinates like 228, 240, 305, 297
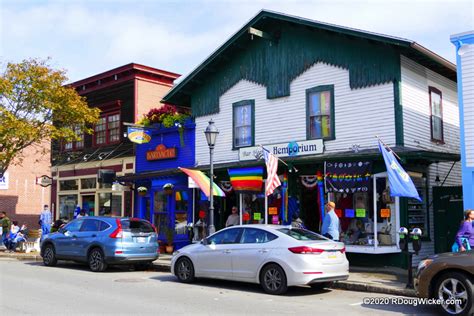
331, 281, 417, 297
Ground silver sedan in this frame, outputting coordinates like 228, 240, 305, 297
171, 225, 349, 294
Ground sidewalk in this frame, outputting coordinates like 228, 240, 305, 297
0, 249, 416, 297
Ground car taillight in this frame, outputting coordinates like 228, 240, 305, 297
109, 218, 123, 238
288, 246, 324, 254
340, 247, 346, 254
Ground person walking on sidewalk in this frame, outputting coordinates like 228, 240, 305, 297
1, 212, 12, 248
39, 205, 52, 238
321, 202, 340, 241
455, 209, 474, 251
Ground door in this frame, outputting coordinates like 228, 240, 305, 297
82, 195, 95, 216
195, 227, 242, 278
433, 186, 463, 253
54, 219, 84, 257
231, 228, 277, 280
75, 219, 102, 258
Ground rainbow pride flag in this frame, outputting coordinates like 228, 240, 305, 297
227, 167, 263, 193
179, 167, 226, 198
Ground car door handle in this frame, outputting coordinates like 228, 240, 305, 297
91, 234, 97, 238
259, 249, 269, 253
223, 250, 231, 254
72, 235, 77, 238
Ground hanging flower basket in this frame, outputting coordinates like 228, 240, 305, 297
163, 183, 174, 195
137, 186, 148, 196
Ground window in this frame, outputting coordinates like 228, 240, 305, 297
81, 178, 96, 190
59, 195, 78, 220
240, 228, 278, 244
99, 221, 111, 231
208, 228, 242, 245
98, 193, 122, 217
59, 179, 78, 191
429, 87, 443, 142
306, 85, 335, 140
80, 219, 101, 232
122, 219, 154, 233
154, 191, 168, 235
94, 112, 121, 146
175, 190, 188, 234
64, 125, 83, 151
232, 100, 254, 148
277, 228, 326, 241
64, 219, 84, 233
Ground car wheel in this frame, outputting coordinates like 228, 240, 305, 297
310, 282, 333, 290
175, 257, 195, 283
88, 248, 107, 272
42, 244, 57, 267
260, 263, 288, 295
435, 272, 473, 316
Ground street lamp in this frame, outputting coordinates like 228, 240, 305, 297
204, 119, 219, 234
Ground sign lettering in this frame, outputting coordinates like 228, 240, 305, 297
146, 144, 177, 161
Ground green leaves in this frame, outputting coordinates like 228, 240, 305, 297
0, 58, 100, 174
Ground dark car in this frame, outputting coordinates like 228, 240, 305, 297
40, 217, 159, 272
415, 251, 474, 316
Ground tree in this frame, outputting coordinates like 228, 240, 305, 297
0, 58, 100, 176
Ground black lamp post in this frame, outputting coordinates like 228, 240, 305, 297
204, 119, 219, 234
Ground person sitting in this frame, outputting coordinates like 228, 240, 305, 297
225, 206, 240, 227
5, 221, 20, 252
291, 212, 305, 229
7, 224, 29, 252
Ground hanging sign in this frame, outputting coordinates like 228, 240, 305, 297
325, 161, 372, 193
380, 208, 391, 218
227, 167, 263, 193
253, 213, 261, 220
36, 175, 53, 187
356, 209, 366, 218
268, 207, 278, 215
146, 144, 177, 161
239, 139, 324, 161
128, 127, 151, 144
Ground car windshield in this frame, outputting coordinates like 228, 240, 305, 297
121, 219, 154, 233
277, 228, 327, 241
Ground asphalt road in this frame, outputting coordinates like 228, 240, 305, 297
0, 258, 439, 316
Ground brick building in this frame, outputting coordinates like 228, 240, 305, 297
0, 141, 51, 229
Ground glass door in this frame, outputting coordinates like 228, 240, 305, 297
81, 195, 95, 216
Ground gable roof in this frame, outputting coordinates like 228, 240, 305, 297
162, 9, 456, 107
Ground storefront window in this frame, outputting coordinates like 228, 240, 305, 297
81, 178, 96, 190
408, 175, 428, 236
60, 179, 78, 191
306, 85, 334, 140
232, 100, 254, 148
98, 193, 122, 217
59, 195, 78, 220
99, 182, 112, 189
240, 193, 265, 224
154, 191, 168, 235
175, 190, 188, 234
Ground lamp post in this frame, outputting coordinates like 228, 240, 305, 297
204, 119, 219, 234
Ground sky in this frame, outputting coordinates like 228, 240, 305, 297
1, 0, 473, 83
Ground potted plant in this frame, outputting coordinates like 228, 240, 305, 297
137, 186, 148, 196
163, 183, 174, 195
164, 226, 174, 254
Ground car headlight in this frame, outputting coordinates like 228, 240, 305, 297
417, 259, 433, 276
172, 250, 180, 256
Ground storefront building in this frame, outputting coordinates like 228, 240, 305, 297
451, 31, 474, 210
119, 120, 197, 250
52, 63, 180, 219
162, 11, 461, 267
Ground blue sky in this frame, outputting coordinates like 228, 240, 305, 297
1, 0, 472, 83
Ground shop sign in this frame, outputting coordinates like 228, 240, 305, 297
128, 127, 151, 144
272, 215, 279, 224
253, 213, 261, 220
356, 209, 366, 218
0, 172, 8, 190
188, 177, 199, 189
335, 209, 343, 218
36, 175, 53, 187
146, 144, 177, 161
239, 139, 324, 161
268, 207, 278, 215
345, 209, 355, 218
380, 208, 391, 218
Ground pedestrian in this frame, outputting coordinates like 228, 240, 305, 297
321, 202, 340, 241
39, 204, 52, 238
225, 206, 240, 227
7, 223, 28, 252
0, 211, 12, 248
291, 212, 305, 229
5, 220, 20, 252
455, 209, 474, 252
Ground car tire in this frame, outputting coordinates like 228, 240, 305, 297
435, 272, 473, 316
310, 282, 333, 290
42, 244, 57, 267
260, 263, 288, 295
175, 257, 195, 283
88, 248, 107, 272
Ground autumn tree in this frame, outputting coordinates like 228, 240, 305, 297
0, 58, 100, 176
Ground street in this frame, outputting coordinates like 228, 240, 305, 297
0, 258, 439, 316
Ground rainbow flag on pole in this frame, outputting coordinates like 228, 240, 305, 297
179, 167, 225, 198
227, 167, 263, 193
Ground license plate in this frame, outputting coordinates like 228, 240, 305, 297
136, 237, 147, 243
328, 254, 337, 259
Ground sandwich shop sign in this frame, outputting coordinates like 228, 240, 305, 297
239, 139, 324, 161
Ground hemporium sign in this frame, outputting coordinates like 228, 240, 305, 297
146, 144, 177, 161
239, 139, 324, 161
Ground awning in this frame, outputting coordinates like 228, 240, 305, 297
178, 167, 226, 198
